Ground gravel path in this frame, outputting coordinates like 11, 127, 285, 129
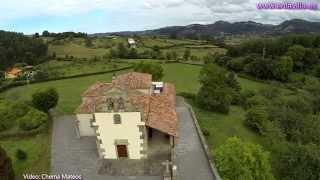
175, 106, 215, 180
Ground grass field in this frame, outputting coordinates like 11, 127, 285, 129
2, 63, 291, 113
162, 47, 226, 59
37, 60, 130, 78
192, 104, 262, 149
139, 37, 205, 48
0, 133, 50, 180
47, 36, 225, 61
48, 43, 108, 58
1, 69, 130, 114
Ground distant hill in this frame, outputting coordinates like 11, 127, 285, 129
93, 19, 320, 38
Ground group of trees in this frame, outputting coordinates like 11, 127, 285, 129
197, 64, 241, 114
133, 61, 164, 81
42, 31, 87, 39
108, 43, 139, 59
240, 84, 320, 179
218, 35, 320, 81
107, 43, 198, 61
215, 137, 274, 180
0, 31, 48, 71
0, 88, 58, 133
196, 58, 320, 179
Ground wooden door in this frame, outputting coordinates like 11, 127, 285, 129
116, 145, 128, 158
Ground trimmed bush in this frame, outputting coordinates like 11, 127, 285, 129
245, 106, 268, 134
18, 109, 48, 131
16, 149, 27, 161
32, 88, 59, 112
202, 128, 211, 137
246, 95, 269, 109
0, 101, 30, 132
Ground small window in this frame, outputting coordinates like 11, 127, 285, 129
113, 114, 121, 124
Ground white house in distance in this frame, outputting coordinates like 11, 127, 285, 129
75, 72, 177, 160
128, 38, 137, 48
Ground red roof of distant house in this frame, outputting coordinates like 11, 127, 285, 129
76, 72, 178, 137
6, 67, 23, 76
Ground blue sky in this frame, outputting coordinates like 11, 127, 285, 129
0, 0, 319, 34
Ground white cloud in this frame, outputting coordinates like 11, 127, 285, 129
0, 0, 319, 32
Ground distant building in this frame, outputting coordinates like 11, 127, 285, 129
75, 72, 177, 160
128, 38, 137, 48
5, 67, 23, 79
5, 65, 35, 80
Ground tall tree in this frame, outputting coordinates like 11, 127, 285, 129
278, 143, 320, 180
0, 146, 14, 180
197, 64, 232, 113
272, 56, 293, 81
117, 43, 128, 58
183, 49, 191, 61
133, 62, 164, 81
215, 137, 275, 180
286, 45, 306, 71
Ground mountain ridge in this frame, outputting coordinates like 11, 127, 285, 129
92, 19, 320, 38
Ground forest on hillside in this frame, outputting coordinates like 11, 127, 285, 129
0, 31, 48, 71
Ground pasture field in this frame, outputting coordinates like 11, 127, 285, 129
47, 36, 225, 61
0, 133, 50, 180
48, 43, 108, 58
1, 63, 285, 113
37, 60, 130, 78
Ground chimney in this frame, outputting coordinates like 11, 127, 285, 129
112, 73, 116, 85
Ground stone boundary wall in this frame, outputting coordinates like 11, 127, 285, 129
182, 98, 222, 180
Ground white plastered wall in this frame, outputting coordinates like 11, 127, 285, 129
76, 114, 96, 137
94, 112, 145, 159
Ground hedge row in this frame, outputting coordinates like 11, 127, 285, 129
139, 40, 208, 50
0, 124, 48, 139
0, 66, 133, 93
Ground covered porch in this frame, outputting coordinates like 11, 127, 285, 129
146, 127, 175, 161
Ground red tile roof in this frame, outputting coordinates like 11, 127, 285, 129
76, 72, 178, 136
114, 72, 152, 89
76, 97, 96, 114
147, 95, 177, 136
6, 67, 22, 76
81, 82, 112, 97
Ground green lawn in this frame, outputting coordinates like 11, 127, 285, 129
162, 63, 201, 93
49, 43, 108, 58
162, 46, 226, 59
37, 60, 130, 78
140, 38, 175, 48
0, 133, 50, 180
193, 104, 262, 149
1, 69, 130, 114
2, 63, 292, 113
